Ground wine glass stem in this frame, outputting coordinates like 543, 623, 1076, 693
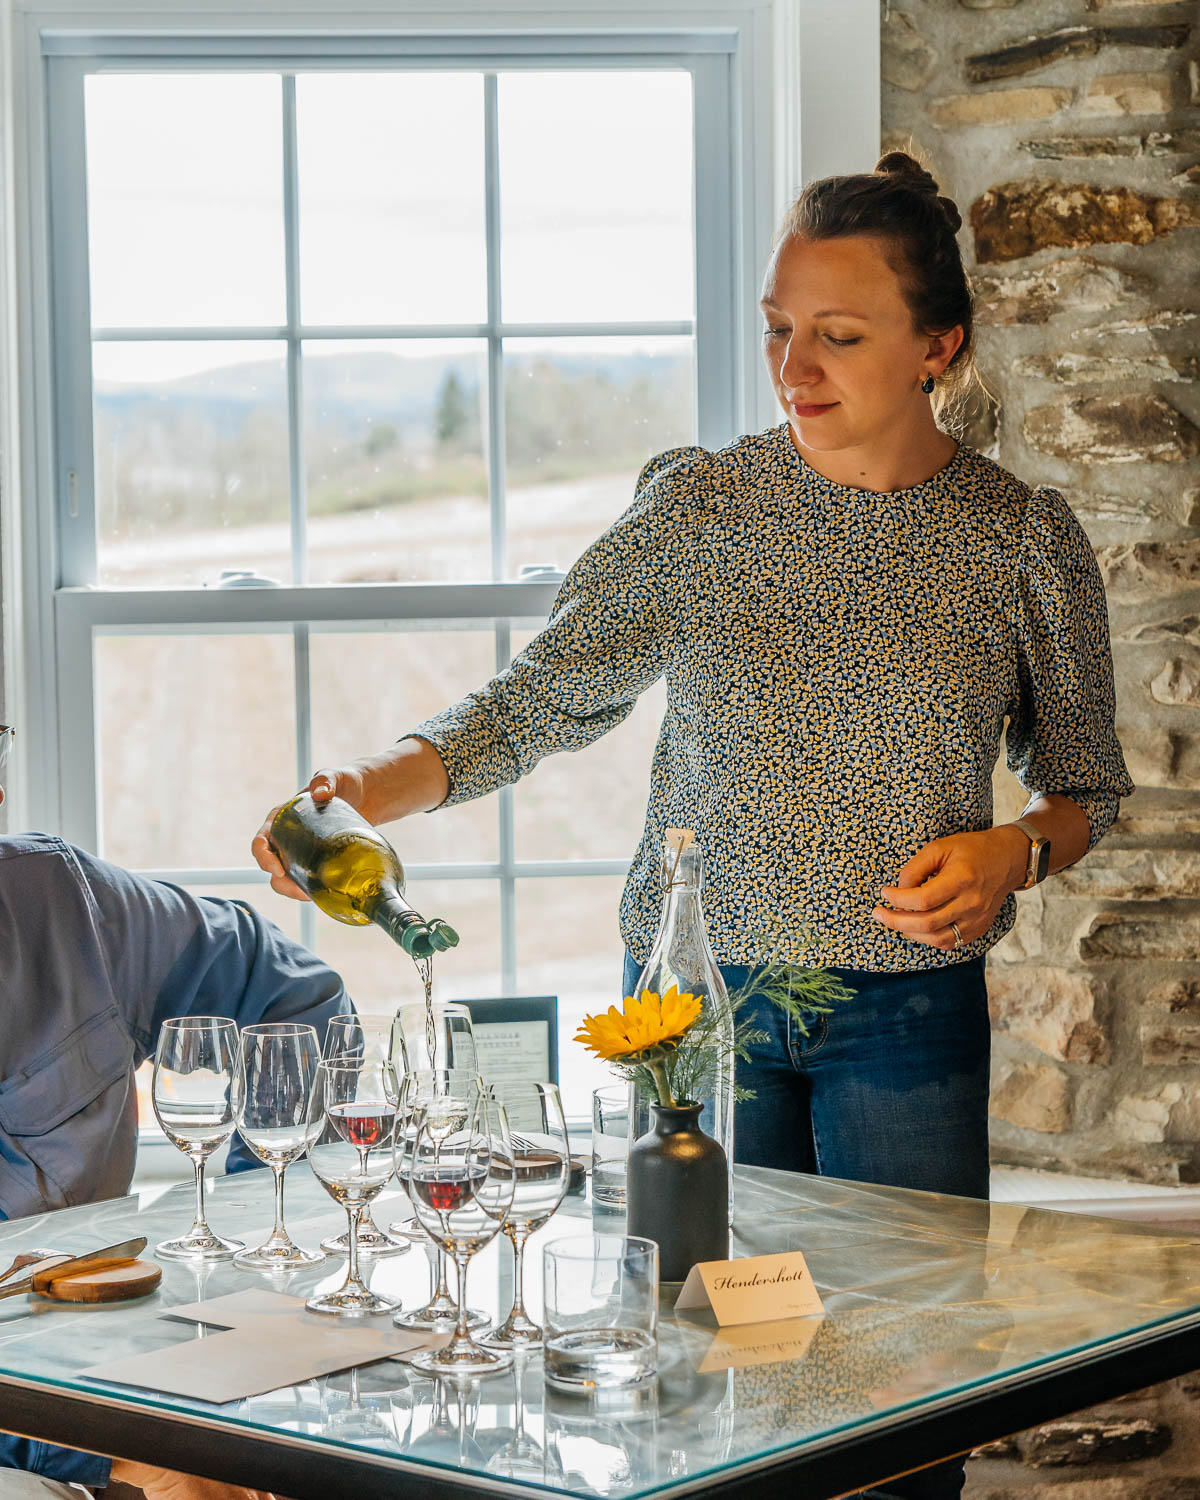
189, 1155, 209, 1236
434, 1247, 452, 1302
346, 1203, 363, 1287
508, 1224, 530, 1323
453, 1251, 474, 1342
271, 1163, 287, 1240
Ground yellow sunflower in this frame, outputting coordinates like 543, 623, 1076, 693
574, 986, 703, 1062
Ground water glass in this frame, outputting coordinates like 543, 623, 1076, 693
152, 1016, 245, 1261
591, 1086, 631, 1210
543, 1235, 659, 1391
233, 1022, 324, 1268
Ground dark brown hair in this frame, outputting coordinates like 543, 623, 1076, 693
775, 151, 978, 428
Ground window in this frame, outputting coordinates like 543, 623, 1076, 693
42, 33, 740, 1107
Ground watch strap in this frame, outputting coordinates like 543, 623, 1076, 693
1013, 818, 1050, 888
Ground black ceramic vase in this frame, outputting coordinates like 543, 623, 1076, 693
627, 1101, 729, 1281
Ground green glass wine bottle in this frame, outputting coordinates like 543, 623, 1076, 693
269, 793, 458, 960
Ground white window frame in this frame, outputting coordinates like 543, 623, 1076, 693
1, 0, 880, 981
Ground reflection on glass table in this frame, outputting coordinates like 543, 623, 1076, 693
4, 1165, 1200, 1499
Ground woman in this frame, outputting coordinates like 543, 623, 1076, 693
254, 150, 1129, 1211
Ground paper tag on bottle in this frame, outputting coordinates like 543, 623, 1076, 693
674, 1250, 824, 1326
664, 827, 695, 855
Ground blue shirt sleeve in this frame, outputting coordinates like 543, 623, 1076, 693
0, 1435, 111, 1487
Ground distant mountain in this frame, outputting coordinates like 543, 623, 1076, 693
95, 346, 690, 434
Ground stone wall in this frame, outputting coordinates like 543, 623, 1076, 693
882, 0, 1200, 1186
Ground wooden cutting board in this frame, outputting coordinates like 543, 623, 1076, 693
36, 1260, 162, 1303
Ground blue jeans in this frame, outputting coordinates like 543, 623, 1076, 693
622, 953, 992, 1500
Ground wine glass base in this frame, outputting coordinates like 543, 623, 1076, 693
234, 1242, 324, 1270
306, 1287, 399, 1317
410, 1343, 513, 1378
321, 1228, 412, 1257
482, 1320, 544, 1350
156, 1232, 244, 1262
393, 1304, 489, 1332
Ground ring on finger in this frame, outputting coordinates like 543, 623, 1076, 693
949, 921, 963, 951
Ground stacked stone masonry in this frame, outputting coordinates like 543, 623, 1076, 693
881, 2, 1198, 1490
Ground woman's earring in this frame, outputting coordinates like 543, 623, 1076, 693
921, 375, 935, 395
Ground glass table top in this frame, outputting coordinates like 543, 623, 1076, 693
3, 1164, 1200, 1498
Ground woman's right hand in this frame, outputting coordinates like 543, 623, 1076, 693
251, 766, 370, 902
251, 740, 451, 902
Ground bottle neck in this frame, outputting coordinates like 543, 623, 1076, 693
365, 889, 429, 956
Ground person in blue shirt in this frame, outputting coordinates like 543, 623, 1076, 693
0, 724, 350, 1499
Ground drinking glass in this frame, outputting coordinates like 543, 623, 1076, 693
306, 1057, 400, 1315
232, 1022, 325, 1268
396, 1000, 478, 1074
393, 1069, 488, 1331
591, 1085, 631, 1211
485, 1081, 569, 1348
408, 1086, 516, 1376
320, 1012, 411, 1257
543, 1234, 659, 1390
152, 1016, 245, 1261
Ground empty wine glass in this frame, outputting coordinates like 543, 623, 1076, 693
484, 1081, 570, 1348
306, 1057, 400, 1316
396, 1001, 478, 1075
320, 1012, 411, 1258
152, 1016, 245, 1261
392, 1069, 488, 1332
232, 1022, 324, 1269
408, 1085, 516, 1377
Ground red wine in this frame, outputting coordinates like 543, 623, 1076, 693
329, 1102, 394, 1148
410, 1164, 487, 1213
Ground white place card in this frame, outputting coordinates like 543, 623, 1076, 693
674, 1250, 824, 1326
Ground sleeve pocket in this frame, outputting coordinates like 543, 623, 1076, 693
0, 1007, 133, 1136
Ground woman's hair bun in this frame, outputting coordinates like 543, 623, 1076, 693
874, 151, 962, 234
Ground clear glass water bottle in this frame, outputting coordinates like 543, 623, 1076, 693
631, 829, 735, 1222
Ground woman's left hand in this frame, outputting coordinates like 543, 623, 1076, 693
872, 827, 1028, 950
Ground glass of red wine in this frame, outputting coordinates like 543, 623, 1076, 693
319, 1013, 411, 1258
408, 1085, 516, 1376
306, 1057, 401, 1316
393, 1068, 489, 1333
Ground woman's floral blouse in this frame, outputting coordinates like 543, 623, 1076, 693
412, 424, 1132, 971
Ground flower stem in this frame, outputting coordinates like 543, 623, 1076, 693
648, 1060, 676, 1108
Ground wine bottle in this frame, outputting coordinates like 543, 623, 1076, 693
269, 793, 458, 959
631, 828, 735, 1222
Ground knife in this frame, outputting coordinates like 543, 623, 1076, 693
0, 1237, 147, 1301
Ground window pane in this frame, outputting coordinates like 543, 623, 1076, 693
96, 633, 296, 870
504, 336, 694, 578
303, 340, 490, 584
316, 878, 502, 1019
499, 72, 694, 324
308, 627, 499, 864
297, 74, 486, 326
516, 876, 627, 1112
86, 75, 284, 328
94, 341, 290, 586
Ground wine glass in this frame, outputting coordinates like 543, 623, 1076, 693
484, 1081, 570, 1348
485, 1356, 548, 1482
392, 1069, 488, 1332
306, 1057, 400, 1315
152, 1016, 245, 1261
320, 1013, 411, 1258
396, 1001, 478, 1074
408, 1085, 516, 1377
232, 1022, 325, 1269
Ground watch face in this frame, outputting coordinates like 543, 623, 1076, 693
1034, 840, 1051, 883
